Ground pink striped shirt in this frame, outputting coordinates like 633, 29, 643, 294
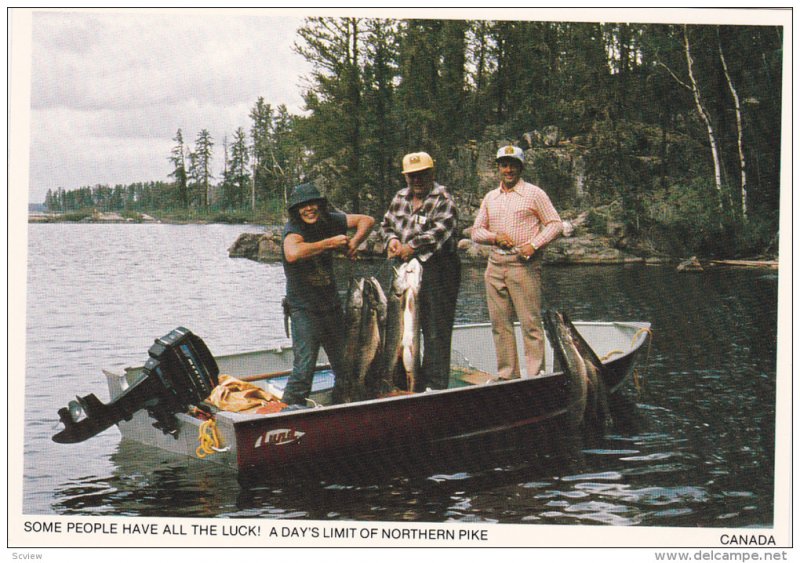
471, 180, 562, 251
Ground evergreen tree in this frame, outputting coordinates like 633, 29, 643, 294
193, 129, 214, 209
269, 104, 304, 207
295, 17, 365, 211
363, 18, 401, 211
168, 129, 189, 209
250, 97, 274, 207
227, 127, 250, 209
396, 19, 442, 152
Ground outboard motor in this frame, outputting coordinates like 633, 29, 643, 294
52, 327, 219, 444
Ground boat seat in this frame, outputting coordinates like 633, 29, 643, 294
451, 366, 496, 386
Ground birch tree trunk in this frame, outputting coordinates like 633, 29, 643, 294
718, 30, 748, 221
683, 25, 724, 213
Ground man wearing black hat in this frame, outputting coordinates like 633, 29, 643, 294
281, 183, 375, 406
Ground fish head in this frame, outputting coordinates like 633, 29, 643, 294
544, 311, 586, 379
366, 277, 386, 304
406, 258, 422, 283
394, 258, 422, 295
346, 278, 365, 309
365, 277, 388, 321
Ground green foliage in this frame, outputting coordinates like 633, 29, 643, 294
585, 209, 609, 235
152, 200, 286, 225
60, 209, 94, 222
637, 180, 776, 257
208, 211, 254, 224
43, 19, 782, 259
120, 210, 144, 222
527, 149, 575, 205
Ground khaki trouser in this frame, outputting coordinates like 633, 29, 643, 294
484, 253, 544, 379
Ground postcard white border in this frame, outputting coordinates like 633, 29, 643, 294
7, 6, 793, 556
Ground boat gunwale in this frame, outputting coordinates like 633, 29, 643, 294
119, 320, 650, 375
103, 319, 651, 470
110, 320, 651, 426
212, 320, 652, 424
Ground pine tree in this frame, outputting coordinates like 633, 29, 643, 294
295, 16, 365, 210
193, 129, 214, 209
168, 129, 189, 209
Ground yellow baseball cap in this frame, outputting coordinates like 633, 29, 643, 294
402, 152, 435, 174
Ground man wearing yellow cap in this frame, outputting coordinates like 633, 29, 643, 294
472, 145, 563, 380
380, 152, 461, 391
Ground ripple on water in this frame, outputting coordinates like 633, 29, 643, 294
561, 471, 623, 482
535, 489, 590, 500
651, 508, 694, 518
583, 449, 641, 456
541, 508, 641, 526
619, 452, 675, 461
521, 481, 551, 489
621, 463, 693, 477
428, 472, 471, 483
24, 225, 779, 526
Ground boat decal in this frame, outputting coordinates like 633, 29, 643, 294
254, 428, 305, 448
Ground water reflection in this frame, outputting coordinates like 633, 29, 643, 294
50, 397, 691, 526
28, 226, 779, 526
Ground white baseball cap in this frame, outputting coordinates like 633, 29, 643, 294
495, 145, 525, 165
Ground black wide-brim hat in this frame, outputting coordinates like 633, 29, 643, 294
287, 183, 326, 211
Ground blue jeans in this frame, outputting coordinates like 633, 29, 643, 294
282, 306, 347, 406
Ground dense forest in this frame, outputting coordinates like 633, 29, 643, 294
43, 18, 784, 258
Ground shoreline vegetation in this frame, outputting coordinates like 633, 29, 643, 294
29, 208, 776, 270
27, 208, 268, 225
35, 20, 783, 267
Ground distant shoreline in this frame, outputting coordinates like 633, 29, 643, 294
28, 212, 778, 270
27, 210, 269, 226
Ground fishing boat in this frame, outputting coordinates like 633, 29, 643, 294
53, 318, 650, 475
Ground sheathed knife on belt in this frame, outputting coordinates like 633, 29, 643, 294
281, 297, 292, 338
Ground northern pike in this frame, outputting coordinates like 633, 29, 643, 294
334, 278, 366, 404
357, 277, 387, 396
336, 277, 387, 403
543, 310, 610, 430
380, 258, 423, 393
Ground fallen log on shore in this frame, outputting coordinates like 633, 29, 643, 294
708, 259, 778, 269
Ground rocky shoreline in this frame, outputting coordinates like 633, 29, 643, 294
28, 211, 160, 224
29, 211, 777, 270
228, 226, 650, 266
227, 219, 778, 271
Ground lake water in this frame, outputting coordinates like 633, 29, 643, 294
22, 223, 780, 527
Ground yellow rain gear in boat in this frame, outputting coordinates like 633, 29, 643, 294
206, 375, 286, 414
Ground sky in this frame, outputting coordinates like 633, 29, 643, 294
14, 8, 790, 205
23, 9, 312, 204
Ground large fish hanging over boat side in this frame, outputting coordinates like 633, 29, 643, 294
380, 258, 423, 394
543, 310, 611, 431
558, 310, 612, 430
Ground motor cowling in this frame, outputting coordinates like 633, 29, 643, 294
52, 327, 219, 444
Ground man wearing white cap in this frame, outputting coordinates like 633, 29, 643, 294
471, 145, 563, 379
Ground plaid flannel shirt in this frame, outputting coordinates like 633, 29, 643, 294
380, 183, 459, 263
